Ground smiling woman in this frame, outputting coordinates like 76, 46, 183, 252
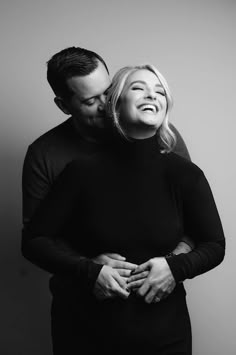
106, 64, 176, 148
119, 70, 167, 138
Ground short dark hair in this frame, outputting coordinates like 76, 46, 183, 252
47, 46, 109, 99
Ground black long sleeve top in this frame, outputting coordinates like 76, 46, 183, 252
24, 134, 225, 296
22, 119, 192, 293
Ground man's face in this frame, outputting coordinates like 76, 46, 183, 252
64, 61, 111, 132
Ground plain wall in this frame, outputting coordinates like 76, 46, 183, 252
0, 0, 235, 354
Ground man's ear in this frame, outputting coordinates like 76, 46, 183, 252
54, 97, 70, 115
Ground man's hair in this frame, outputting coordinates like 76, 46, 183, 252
106, 64, 176, 153
47, 46, 109, 99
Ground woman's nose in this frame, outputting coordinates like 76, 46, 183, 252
145, 89, 157, 100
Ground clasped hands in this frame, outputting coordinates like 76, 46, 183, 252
93, 253, 176, 303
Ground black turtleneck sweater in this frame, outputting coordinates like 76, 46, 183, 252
25, 134, 225, 295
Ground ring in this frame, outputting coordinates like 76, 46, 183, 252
153, 296, 160, 303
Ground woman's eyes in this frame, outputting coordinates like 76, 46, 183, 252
131, 86, 165, 95
131, 86, 144, 91
157, 91, 166, 96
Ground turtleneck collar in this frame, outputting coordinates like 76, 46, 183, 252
111, 132, 163, 163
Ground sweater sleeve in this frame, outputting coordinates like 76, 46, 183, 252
166, 171, 225, 282
22, 145, 51, 222
22, 160, 103, 292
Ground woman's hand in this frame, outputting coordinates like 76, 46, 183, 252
93, 265, 130, 300
93, 253, 137, 278
127, 257, 176, 303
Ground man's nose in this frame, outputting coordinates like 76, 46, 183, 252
98, 94, 106, 111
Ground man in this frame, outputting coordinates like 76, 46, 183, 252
22, 47, 192, 353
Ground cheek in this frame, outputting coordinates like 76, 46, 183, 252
119, 104, 136, 123
161, 97, 168, 111
121, 96, 136, 113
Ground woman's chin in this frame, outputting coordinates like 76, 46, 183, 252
139, 119, 162, 131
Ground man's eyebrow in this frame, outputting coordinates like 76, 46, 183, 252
104, 83, 112, 93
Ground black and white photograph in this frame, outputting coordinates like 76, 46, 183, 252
0, 1, 235, 354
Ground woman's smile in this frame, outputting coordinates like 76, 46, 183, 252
117, 69, 167, 138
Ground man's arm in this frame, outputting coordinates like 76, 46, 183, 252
22, 159, 135, 299
22, 146, 136, 294
170, 123, 194, 253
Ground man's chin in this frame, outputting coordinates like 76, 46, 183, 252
92, 122, 105, 130
91, 117, 106, 129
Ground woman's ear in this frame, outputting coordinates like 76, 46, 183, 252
54, 97, 70, 115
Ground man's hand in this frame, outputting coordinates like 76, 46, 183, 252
127, 257, 176, 303
93, 265, 130, 300
92, 253, 137, 278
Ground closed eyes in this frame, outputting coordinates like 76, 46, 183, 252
84, 98, 96, 106
132, 86, 143, 90
131, 86, 165, 95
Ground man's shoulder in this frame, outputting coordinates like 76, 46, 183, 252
22, 118, 82, 200
170, 123, 191, 161
29, 118, 74, 152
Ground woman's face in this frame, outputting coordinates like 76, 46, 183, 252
118, 69, 167, 139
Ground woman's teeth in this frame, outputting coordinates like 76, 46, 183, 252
139, 104, 157, 113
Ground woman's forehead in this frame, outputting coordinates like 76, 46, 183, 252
126, 69, 160, 86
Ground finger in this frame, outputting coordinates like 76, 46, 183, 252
112, 271, 129, 291
112, 260, 137, 270
105, 253, 126, 261
131, 261, 150, 275
130, 287, 141, 294
159, 292, 168, 300
138, 279, 150, 297
127, 279, 145, 290
111, 274, 130, 299
127, 271, 149, 283
116, 269, 133, 277
145, 288, 158, 304
152, 296, 161, 303
113, 285, 130, 299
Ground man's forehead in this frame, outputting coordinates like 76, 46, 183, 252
67, 72, 111, 99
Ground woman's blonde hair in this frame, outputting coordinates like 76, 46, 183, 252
106, 64, 176, 153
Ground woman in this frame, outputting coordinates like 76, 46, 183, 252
26, 64, 225, 354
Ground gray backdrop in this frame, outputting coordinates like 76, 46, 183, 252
0, 0, 235, 354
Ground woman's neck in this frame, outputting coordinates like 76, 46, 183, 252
121, 125, 158, 140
